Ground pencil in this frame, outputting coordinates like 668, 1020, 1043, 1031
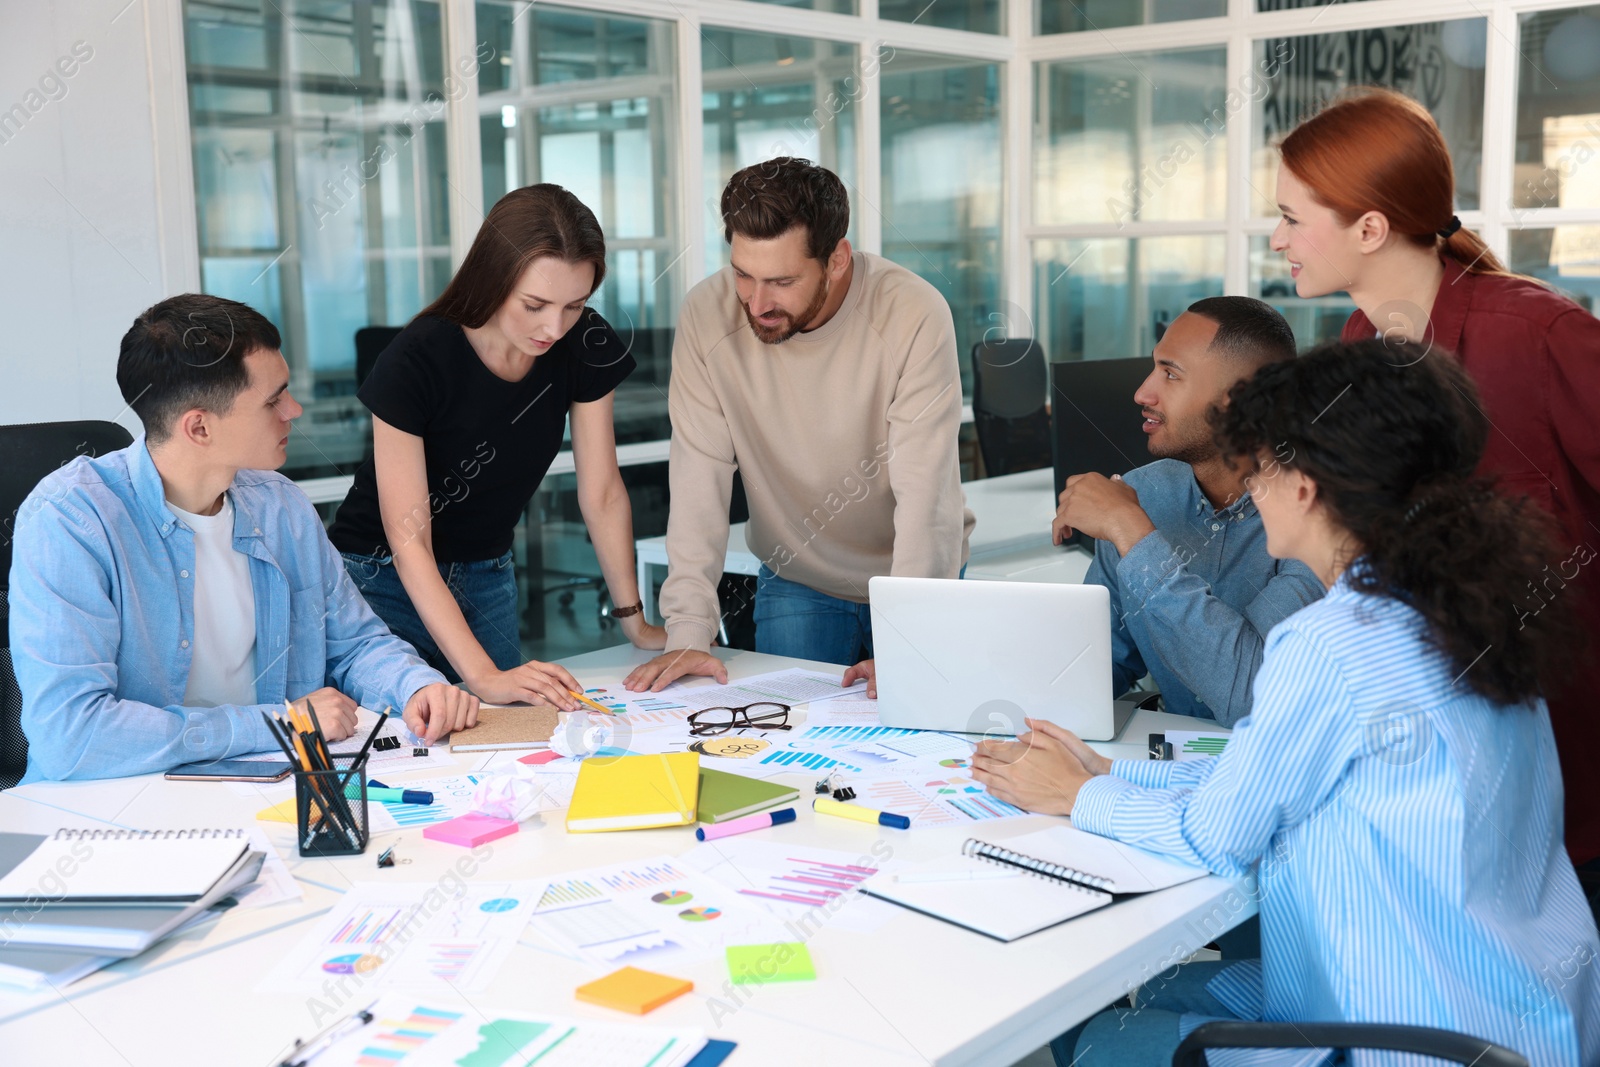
568, 690, 615, 715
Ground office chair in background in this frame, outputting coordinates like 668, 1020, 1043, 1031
0, 420, 135, 790
970, 338, 1052, 477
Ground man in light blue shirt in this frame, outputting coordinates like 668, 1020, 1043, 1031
1051, 297, 1323, 726
8, 294, 479, 783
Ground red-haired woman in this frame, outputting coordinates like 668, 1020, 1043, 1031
1271, 87, 1600, 866
329, 185, 664, 711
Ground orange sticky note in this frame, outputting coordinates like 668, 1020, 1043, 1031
575, 966, 693, 1015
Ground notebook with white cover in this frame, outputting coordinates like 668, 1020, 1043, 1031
860, 824, 1207, 942
0, 829, 250, 904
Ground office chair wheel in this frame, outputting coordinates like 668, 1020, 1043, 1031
558, 592, 575, 609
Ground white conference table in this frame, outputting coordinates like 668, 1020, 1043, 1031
634, 468, 1095, 624
0, 645, 1252, 1067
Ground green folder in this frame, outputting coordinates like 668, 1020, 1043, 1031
696, 768, 799, 823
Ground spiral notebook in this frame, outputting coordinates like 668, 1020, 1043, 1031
859, 825, 1207, 942
0, 828, 251, 904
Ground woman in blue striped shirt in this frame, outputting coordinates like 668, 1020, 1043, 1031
973, 341, 1600, 1066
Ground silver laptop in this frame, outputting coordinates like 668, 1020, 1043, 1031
868, 576, 1132, 742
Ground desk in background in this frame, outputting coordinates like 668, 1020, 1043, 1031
635, 468, 1094, 624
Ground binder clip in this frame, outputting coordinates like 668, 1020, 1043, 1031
815, 769, 844, 795
373, 735, 401, 752
413, 748, 429, 757
831, 786, 856, 802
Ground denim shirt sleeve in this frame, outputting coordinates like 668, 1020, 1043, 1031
1115, 529, 1324, 727
10, 494, 279, 781
1085, 537, 1145, 698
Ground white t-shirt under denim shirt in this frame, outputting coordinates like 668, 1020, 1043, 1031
169, 495, 257, 708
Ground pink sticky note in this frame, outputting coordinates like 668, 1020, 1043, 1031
423, 813, 519, 848
517, 750, 563, 766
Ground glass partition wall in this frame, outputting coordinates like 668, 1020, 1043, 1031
181, 0, 1600, 660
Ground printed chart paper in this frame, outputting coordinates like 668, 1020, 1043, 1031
308, 996, 708, 1067
527, 855, 787, 970
259, 881, 541, 994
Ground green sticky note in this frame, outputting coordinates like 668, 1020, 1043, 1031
726, 942, 815, 984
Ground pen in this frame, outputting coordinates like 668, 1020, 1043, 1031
895, 869, 1023, 883
569, 690, 615, 715
696, 807, 796, 841
813, 796, 911, 830
278, 999, 377, 1067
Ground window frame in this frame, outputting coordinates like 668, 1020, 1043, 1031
153, 0, 1600, 504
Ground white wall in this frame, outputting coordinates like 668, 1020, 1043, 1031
0, 0, 196, 432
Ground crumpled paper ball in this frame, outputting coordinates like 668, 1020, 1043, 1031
471, 773, 543, 822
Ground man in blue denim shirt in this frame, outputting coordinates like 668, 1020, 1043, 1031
8, 295, 479, 782
1051, 298, 1324, 726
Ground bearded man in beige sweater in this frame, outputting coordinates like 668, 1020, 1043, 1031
625, 158, 973, 692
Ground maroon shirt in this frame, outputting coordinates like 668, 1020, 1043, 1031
1343, 256, 1600, 863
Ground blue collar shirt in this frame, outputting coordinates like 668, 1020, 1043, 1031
8, 438, 446, 783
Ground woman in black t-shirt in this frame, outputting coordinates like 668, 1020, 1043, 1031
329, 185, 664, 708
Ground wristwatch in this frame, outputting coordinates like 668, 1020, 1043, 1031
611, 601, 645, 618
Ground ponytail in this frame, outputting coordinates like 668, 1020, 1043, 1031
1281, 87, 1515, 279
1212, 341, 1576, 706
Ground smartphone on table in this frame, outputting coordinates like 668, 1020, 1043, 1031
164, 759, 293, 782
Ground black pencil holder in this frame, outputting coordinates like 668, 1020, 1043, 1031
295, 753, 370, 857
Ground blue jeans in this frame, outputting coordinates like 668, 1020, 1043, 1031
753, 564, 966, 665
341, 550, 522, 684
753, 565, 875, 665
1050, 960, 1234, 1067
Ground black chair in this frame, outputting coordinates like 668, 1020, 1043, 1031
971, 338, 1052, 477
0, 420, 135, 790
1173, 1021, 1529, 1067
355, 326, 404, 388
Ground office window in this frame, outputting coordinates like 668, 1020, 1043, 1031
701, 28, 859, 272
1248, 235, 1355, 347
1251, 20, 1488, 215
1034, 236, 1225, 363
748, 0, 858, 11
1514, 7, 1600, 212
1038, 0, 1225, 36
1509, 227, 1600, 317
1035, 49, 1229, 226
881, 52, 1003, 394
477, 2, 679, 445
184, 0, 453, 481
881, 0, 1003, 35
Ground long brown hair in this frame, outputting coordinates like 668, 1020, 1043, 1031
420, 184, 607, 327
1279, 87, 1509, 277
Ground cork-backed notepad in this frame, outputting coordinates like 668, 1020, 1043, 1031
446, 705, 560, 751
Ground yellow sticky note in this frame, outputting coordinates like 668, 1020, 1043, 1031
575, 966, 693, 1014
255, 797, 298, 824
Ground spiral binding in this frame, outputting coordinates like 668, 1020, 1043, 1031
961, 838, 1113, 895
52, 828, 247, 841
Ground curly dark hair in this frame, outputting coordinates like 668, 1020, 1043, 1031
1210, 340, 1574, 706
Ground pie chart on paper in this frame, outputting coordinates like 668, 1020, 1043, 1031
321, 953, 383, 975
678, 906, 722, 922
651, 890, 694, 906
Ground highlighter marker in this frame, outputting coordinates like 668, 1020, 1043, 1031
695, 807, 797, 841
812, 796, 911, 829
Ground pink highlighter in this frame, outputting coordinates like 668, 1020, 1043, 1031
695, 807, 797, 842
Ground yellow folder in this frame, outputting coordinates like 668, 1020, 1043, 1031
565, 753, 700, 833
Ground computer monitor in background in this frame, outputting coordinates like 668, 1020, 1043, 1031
1049, 357, 1155, 549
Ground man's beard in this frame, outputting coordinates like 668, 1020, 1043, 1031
744, 274, 830, 345
1147, 415, 1213, 466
